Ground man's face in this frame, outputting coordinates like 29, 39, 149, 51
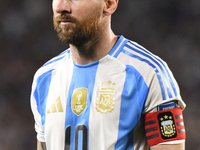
53, 0, 104, 46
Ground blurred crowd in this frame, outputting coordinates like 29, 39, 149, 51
0, 0, 199, 149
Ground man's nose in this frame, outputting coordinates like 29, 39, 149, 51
53, 0, 72, 14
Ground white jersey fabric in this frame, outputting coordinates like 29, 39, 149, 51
31, 35, 186, 150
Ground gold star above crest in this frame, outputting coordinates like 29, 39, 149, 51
107, 80, 111, 85
164, 115, 168, 119
102, 80, 116, 86
112, 83, 116, 86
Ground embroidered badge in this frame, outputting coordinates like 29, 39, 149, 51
72, 88, 87, 116
96, 80, 116, 113
158, 111, 177, 140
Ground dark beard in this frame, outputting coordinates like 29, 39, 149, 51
53, 12, 100, 47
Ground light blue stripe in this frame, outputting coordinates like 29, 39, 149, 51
122, 50, 166, 100
68, 50, 72, 59
125, 43, 173, 99
78, 131, 83, 150
65, 62, 99, 150
34, 69, 54, 129
108, 35, 127, 56
161, 121, 173, 126
115, 65, 148, 150
113, 39, 129, 58
128, 41, 178, 97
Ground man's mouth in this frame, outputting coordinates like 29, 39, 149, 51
60, 21, 73, 25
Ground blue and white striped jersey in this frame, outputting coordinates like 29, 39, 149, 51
31, 35, 186, 150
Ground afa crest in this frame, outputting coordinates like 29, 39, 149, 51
96, 80, 116, 113
158, 111, 177, 139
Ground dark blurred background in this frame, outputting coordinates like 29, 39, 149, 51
0, 0, 199, 149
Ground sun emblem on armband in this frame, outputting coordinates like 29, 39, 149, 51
96, 80, 116, 114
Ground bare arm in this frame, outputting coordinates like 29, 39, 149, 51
37, 140, 47, 150
151, 142, 185, 150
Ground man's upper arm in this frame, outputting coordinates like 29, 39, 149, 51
142, 106, 186, 148
150, 142, 185, 150
37, 140, 47, 150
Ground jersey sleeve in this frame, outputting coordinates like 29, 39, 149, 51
30, 51, 68, 143
30, 73, 46, 142
141, 62, 186, 146
139, 58, 186, 146
142, 61, 186, 113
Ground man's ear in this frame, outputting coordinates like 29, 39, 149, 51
103, 0, 119, 16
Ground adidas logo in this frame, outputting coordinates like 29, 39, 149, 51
47, 96, 64, 114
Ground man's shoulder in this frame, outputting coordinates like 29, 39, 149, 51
34, 49, 70, 80
118, 36, 163, 65
114, 36, 174, 87
111, 36, 165, 68
114, 36, 161, 75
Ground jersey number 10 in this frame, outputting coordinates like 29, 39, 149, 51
64, 125, 88, 150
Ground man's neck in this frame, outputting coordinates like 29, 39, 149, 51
69, 30, 118, 65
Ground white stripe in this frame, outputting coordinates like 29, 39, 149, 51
89, 56, 126, 150
45, 58, 74, 150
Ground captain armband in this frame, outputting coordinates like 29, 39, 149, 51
142, 107, 186, 147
